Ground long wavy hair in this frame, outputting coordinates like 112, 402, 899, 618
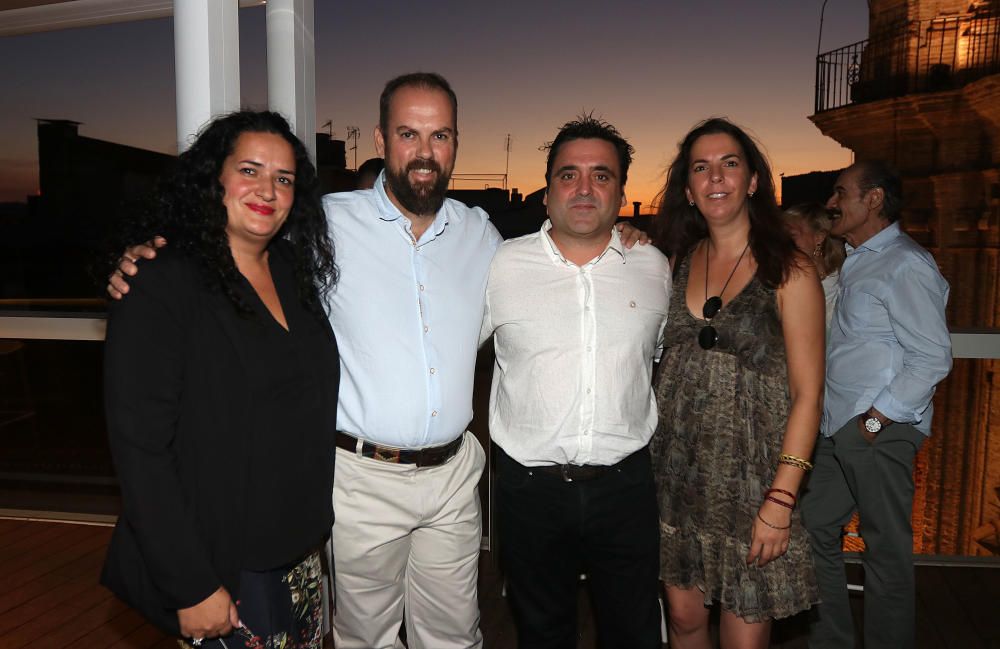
651, 117, 798, 288
117, 111, 336, 315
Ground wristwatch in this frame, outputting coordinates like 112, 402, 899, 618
859, 411, 883, 434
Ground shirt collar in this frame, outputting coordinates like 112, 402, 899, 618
539, 220, 627, 266
846, 221, 900, 255
373, 169, 450, 241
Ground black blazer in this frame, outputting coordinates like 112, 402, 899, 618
100, 246, 338, 635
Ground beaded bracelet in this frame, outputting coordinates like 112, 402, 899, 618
778, 453, 814, 471
757, 511, 792, 530
765, 495, 795, 510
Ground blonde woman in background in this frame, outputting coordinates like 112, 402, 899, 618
783, 203, 846, 332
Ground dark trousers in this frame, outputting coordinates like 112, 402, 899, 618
496, 446, 661, 649
800, 420, 925, 649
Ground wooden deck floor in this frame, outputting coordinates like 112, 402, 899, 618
1, 517, 997, 648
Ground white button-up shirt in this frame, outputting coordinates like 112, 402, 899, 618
324, 173, 502, 448
480, 221, 671, 466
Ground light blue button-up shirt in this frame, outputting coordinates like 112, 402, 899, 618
822, 222, 952, 436
322, 172, 502, 448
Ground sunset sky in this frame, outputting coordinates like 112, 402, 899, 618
0, 1, 871, 209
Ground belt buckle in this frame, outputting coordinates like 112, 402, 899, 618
373, 446, 402, 463
560, 464, 573, 483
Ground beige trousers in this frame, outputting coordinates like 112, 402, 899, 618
330, 431, 485, 649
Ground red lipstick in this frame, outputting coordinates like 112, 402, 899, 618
247, 203, 275, 216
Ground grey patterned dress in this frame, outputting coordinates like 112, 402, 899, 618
650, 253, 818, 622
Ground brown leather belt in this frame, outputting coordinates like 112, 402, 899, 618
535, 463, 613, 482
335, 431, 463, 467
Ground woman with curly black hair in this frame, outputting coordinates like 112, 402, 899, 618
101, 111, 339, 649
649, 118, 825, 649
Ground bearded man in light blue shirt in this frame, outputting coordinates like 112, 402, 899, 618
323, 73, 502, 649
801, 160, 952, 649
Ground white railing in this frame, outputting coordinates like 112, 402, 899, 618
2, 315, 999, 558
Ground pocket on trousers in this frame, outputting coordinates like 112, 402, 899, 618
495, 453, 535, 491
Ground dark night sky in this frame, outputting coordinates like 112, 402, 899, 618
0, 1, 870, 208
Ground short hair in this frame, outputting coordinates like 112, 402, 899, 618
543, 114, 634, 188
853, 160, 902, 223
379, 72, 458, 135
356, 157, 385, 189
357, 157, 384, 178
782, 202, 846, 275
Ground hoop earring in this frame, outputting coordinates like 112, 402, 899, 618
689, 200, 695, 207
813, 241, 822, 258
748, 191, 755, 198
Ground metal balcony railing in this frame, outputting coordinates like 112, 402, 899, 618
815, 10, 1000, 113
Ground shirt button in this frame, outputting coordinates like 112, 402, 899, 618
419, 284, 425, 291
430, 367, 436, 374
431, 410, 438, 417
586, 388, 592, 394
584, 306, 590, 311
587, 346, 592, 352
424, 326, 429, 333
630, 300, 637, 308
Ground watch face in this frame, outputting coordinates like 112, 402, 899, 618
864, 417, 882, 434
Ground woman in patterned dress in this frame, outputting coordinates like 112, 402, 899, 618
649, 118, 826, 649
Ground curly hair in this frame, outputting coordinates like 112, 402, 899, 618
651, 117, 798, 288
542, 114, 634, 188
782, 202, 845, 278
116, 111, 336, 315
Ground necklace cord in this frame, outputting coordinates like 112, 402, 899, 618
704, 240, 751, 321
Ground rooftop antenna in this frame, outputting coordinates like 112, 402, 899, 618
321, 120, 333, 137
346, 126, 360, 170
504, 134, 511, 190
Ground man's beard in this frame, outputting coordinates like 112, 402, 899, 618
385, 158, 451, 217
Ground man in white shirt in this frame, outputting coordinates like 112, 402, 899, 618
480, 116, 671, 648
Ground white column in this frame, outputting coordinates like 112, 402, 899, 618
266, 0, 316, 162
173, 0, 241, 152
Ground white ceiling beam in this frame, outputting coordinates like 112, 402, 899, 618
0, 0, 263, 37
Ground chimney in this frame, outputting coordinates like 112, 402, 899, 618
633, 201, 641, 218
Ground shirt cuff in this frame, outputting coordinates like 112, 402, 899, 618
872, 389, 924, 426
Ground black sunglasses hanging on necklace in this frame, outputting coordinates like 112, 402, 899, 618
699, 240, 750, 350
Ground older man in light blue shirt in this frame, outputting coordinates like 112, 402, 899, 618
801, 161, 951, 649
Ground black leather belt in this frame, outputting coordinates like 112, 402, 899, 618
535, 463, 613, 482
335, 431, 462, 467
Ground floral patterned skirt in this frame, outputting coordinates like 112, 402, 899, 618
178, 551, 324, 649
